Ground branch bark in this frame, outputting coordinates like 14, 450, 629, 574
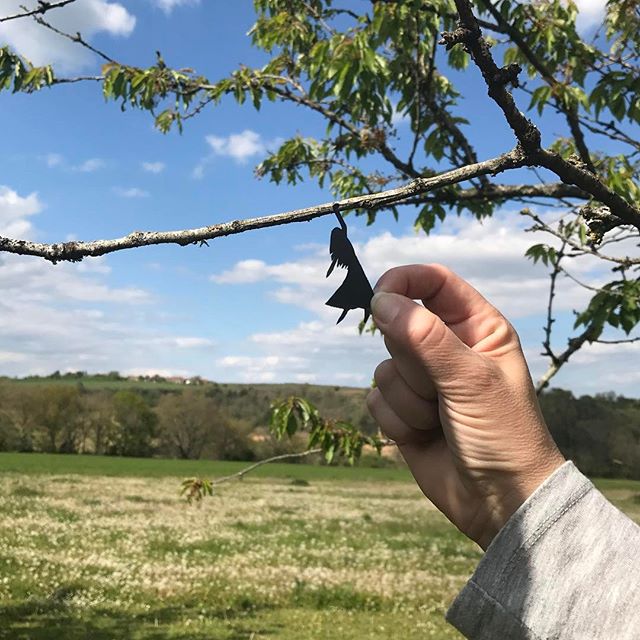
535, 323, 600, 393
0, 148, 527, 262
210, 449, 323, 486
441, 0, 640, 231
0, 0, 77, 23
400, 181, 589, 206
479, 0, 596, 173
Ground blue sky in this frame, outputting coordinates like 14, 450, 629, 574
1, 0, 638, 396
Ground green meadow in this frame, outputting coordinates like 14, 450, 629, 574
1, 453, 639, 639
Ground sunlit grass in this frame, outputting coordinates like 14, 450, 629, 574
0, 454, 638, 639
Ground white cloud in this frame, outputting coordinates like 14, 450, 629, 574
391, 105, 410, 126
0, 0, 135, 72
206, 130, 266, 163
43, 153, 64, 168
73, 158, 106, 173
152, 0, 200, 14
142, 161, 166, 174
193, 130, 283, 177
0, 186, 42, 238
167, 337, 215, 349
113, 187, 149, 198
0, 185, 216, 379
217, 355, 309, 383
191, 164, 205, 180
123, 367, 191, 378
574, 0, 606, 30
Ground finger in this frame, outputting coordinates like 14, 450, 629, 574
371, 291, 480, 393
366, 388, 442, 446
373, 359, 440, 429
383, 335, 437, 401
374, 264, 516, 351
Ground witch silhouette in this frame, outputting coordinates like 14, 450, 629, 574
325, 204, 374, 324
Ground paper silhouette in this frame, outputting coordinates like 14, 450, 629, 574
325, 203, 374, 324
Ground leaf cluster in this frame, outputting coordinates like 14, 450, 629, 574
270, 396, 383, 464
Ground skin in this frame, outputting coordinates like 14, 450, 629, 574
366, 264, 566, 550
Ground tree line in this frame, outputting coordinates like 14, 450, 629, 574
0, 377, 638, 479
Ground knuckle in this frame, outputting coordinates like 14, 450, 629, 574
365, 388, 381, 416
405, 309, 442, 350
373, 359, 395, 388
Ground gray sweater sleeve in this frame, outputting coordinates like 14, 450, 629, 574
446, 461, 640, 640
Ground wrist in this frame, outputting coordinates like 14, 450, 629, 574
478, 448, 566, 550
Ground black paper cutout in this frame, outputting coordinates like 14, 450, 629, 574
325, 203, 374, 324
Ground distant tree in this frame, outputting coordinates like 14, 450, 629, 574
211, 417, 255, 461
31, 385, 83, 453
0, 383, 37, 451
80, 391, 114, 455
156, 391, 218, 459
108, 391, 157, 457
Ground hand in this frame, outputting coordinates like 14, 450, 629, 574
366, 264, 565, 550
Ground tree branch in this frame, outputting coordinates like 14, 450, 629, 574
442, 0, 640, 231
32, 12, 115, 63
479, 0, 596, 173
399, 181, 589, 206
521, 209, 640, 266
210, 448, 323, 486
0, 0, 76, 23
0, 148, 527, 262
535, 322, 599, 393
259, 82, 421, 178
540, 242, 566, 372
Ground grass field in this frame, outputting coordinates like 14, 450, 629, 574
1, 454, 639, 639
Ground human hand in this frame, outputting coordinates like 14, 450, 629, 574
366, 264, 565, 550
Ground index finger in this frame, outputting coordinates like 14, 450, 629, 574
374, 264, 507, 349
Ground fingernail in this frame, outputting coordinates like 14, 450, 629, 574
371, 292, 399, 326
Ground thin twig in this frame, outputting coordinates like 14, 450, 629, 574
479, 0, 596, 173
521, 209, 640, 266
594, 336, 640, 345
1, 0, 76, 23
210, 449, 323, 486
535, 323, 600, 393
32, 12, 116, 63
540, 241, 566, 368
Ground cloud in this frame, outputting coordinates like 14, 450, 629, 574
192, 130, 283, 177
574, 0, 606, 30
142, 161, 166, 174
0, 186, 42, 238
0, 185, 214, 379
206, 130, 267, 163
191, 164, 205, 180
73, 158, 106, 173
0, 0, 135, 72
217, 355, 310, 383
152, 0, 200, 14
113, 186, 150, 198
43, 153, 64, 168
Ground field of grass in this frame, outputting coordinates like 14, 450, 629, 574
1, 454, 639, 639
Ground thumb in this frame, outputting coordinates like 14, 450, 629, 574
371, 291, 478, 391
